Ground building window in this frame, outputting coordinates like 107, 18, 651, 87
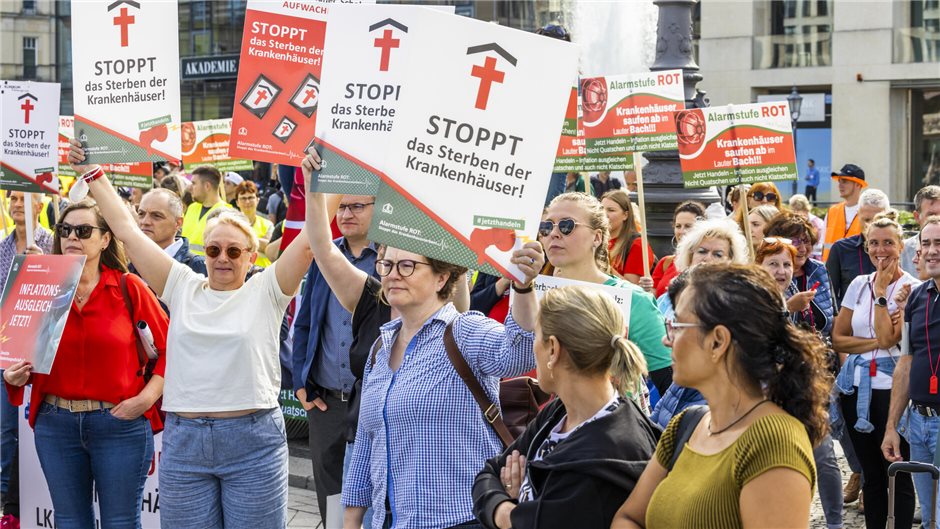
753, 0, 833, 69
22, 0, 36, 14
23, 37, 37, 80
912, 89, 940, 190
895, 1, 940, 63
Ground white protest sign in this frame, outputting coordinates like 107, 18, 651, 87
511, 274, 633, 323
312, 3, 455, 195
367, 9, 579, 281
71, 0, 182, 163
0, 81, 60, 194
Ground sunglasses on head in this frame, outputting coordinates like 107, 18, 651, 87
55, 223, 105, 240
752, 191, 777, 203
538, 218, 586, 237
205, 245, 251, 259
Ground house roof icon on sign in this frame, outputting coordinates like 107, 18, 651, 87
17, 92, 37, 102
466, 43, 517, 66
107, 0, 140, 11
369, 18, 408, 33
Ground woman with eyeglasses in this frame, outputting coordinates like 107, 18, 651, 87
831, 214, 920, 529
602, 190, 655, 287
3, 199, 169, 529
65, 140, 317, 528
756, 238, 845, 529
612, 264, 830, 529
234, 180, 274, 268
650, 201, 705, 298
541, 192, 672, 397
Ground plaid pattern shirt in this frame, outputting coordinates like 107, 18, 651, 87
0, 228, 54, 295
342, 303, 535, 529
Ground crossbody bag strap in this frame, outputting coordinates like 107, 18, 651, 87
668, 405, 708, 471
120, 273, 148, 374
443, 322, 514, 448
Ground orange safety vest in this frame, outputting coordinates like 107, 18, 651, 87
822, 202, 860, 262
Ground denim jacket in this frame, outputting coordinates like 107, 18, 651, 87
832, 354, 898, 434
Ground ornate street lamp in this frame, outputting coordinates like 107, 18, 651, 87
787, 85, 803, 196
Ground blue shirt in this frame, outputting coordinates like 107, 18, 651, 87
904, 280, 940, 405
806, 167, 820, 187
310, 239, 377, 392
342, 304, 535, 529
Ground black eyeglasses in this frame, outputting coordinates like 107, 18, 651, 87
55, 223, 106, 240
752, 191, 777, 203
338, 202, 375, 214
375, 259, 431, 278
205, 245, 252, 259
538, 218, 586, 238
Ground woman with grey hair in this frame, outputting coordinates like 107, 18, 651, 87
673, 218, 751, 272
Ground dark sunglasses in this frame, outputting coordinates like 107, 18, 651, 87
205, 245, 251, 259
751, 191, 777, 203
539, 218, 586, 237
375, 259, 431, 278
55, 223, 106, 240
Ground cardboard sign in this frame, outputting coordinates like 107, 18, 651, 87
551, 85, 585, 173
367, 9, 579, 281
20, 386, 163, 527
181, 118, 253, 173
312, 4, 455, 195
0, 254, 84, 374
229, 0, 371, 166
511, 274, 632, 322
71, 0, 182, 163
1, 81, 60, 194
580, 70, 684, 171
58, 116, 153, 189
676, 101, 798, 188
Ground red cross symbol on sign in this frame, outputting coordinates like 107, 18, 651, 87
20, 99, 34, 124
279, 124, 291, 135
470, 56, 505, 111
302, 88, 316, 105
113, 7, 135, 48
253, 89, 270, 106
373, 29, 400, 72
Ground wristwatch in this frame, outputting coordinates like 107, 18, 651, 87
875, 296, 888, 308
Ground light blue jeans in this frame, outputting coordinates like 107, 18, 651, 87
159, 409, 289, 529
813, 435, 844, 529
905, 408, 940, 528
344, 442, 373, 529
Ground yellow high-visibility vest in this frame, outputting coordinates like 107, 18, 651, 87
251, 215, 274, 267
181, 201, 231, 255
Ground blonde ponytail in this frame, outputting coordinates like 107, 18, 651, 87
610, 337, 648, 400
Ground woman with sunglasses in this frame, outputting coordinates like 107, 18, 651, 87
4, 200, 169, 529
756, 238, 845, 529
831, 215, 920, 529
66, 140, 317, 528
612, 264, 830, 529
541, 192, 672, 397
733, 182, 782, 235
650, 201, 705, 298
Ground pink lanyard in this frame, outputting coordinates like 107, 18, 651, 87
926, 289, 940, 394
868, 276, 899, 377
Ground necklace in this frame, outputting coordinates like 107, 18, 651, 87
707, 399, 769, 436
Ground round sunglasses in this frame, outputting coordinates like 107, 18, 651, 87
751, 191, 777, 203
205, 245, 252, 259
538, 218, 587, 237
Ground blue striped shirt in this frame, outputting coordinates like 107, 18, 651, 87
342, 303, 535, 529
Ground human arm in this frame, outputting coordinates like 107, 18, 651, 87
453, 270, 470, 313
69, 139, 175, 296
290, 263, 325, 412
831, 308, 878, 353
739, 468, 812, 528
883, 352, 912, 462
469, 273, 510, 315
265, 237, 281, 262
507, 241, 545, 332
872, 259, 904, 349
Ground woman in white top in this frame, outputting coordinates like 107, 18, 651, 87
832, 213, 920, 529
68, 141, 320, 529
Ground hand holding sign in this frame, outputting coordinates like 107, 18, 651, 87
508, 241, 544, 288
2, 360, 31, 387
300, 148, 323, 192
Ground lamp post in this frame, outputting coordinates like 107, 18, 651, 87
787, 85, 803, 196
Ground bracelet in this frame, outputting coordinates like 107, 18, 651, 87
80, 167, 104, 183
512, 282, 533, 294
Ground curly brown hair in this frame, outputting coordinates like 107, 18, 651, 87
764, 211, 819, 246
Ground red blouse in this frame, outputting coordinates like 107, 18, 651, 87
609, 237, 655, 278
7, 266, 168, 432
652, 257, 679, 298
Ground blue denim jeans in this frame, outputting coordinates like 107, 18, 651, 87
33, 401, 154, 529
344, 442, 373, 529
159, 408, 288, 529
813, 435, 844, 529
904, 408, 940, 528
0, 370, 18, 493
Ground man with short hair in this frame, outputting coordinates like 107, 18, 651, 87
827, 187, 889, 308
292, 195, 379, 518
181, 166, 231, 255
883, 215, 940, 528
223, 171, 243, 207
804, 158, 820, 203
136, 188, 206, 275
901, 185, 940, 276
823, 163, 867, 261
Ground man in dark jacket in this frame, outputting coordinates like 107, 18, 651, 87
826, 188, 888, 308
133, 188, 207, 276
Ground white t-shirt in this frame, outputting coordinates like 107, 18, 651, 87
842, 272, 921, 389
844, 204, 859, 233
160, 261, 293, 412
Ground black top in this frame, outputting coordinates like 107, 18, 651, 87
473, 398, 659, 529
905, 280, 940, 404
470, 272, 506, 315
345, 276, 392, 442
827, 234, 876, 309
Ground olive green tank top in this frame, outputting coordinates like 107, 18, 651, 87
646, 411, 816, 529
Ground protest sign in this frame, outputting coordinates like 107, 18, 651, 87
676, 101, 798, 188
511, 274, 632, 322
367, 10, 579, 281
58, 116, 153, 189
229, 0, 371, 166
20, 386, 163, 527
0, 254, 84, 374
580, 70, 684, 171
71, 0, 182, 164
551, 85, 585, 173
312, 3, 455, 195
1, 81, 60, 194
181, 118, 252, 173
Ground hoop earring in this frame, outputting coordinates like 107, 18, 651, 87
671, 236, 678, 249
